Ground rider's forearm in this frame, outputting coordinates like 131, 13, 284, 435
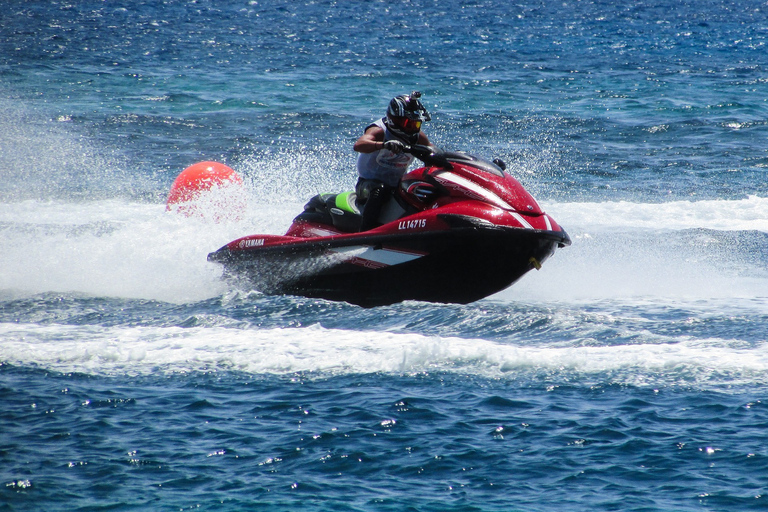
354, 139, 386, 154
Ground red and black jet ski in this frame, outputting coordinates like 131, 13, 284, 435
208, 145, 570, 307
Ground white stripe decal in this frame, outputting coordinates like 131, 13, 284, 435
510, 212, 534, 229
308, 227, 339, 237
329, 246, 424, 267
437, 172, 514, 210
436, 172, 534, 229
544, 214, 553, 231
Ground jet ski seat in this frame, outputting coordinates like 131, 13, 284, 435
294, 192, 362, 233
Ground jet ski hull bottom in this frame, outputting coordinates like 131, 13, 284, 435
209, 224, 568, 307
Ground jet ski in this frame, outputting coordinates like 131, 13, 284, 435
207, 144, 570, 307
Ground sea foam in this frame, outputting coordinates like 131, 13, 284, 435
1, 321, 765, 389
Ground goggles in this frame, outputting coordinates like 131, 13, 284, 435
393, 117, 422, 133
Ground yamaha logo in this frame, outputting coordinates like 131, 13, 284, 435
239, 238, 265, 248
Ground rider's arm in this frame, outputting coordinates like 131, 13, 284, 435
354, 125, 435, 153
353, 126, 386, 154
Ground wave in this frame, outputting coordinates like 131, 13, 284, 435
0, 199, 299, 303
1, 321, 766, 389
509, 195, 768, 302
546, 195, 768, 232
2, 194, 767, 304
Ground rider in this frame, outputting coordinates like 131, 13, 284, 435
353, 91, 433, 231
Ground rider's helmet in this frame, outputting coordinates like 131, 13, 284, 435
385, 91, 431, 139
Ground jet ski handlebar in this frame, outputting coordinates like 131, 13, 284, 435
404, 144, 451, 168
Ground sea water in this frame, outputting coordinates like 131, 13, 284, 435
2, 1, 768, 510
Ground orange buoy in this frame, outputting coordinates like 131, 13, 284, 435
166, 161, 246, 220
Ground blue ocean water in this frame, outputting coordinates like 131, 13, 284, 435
2, 1, 768, 510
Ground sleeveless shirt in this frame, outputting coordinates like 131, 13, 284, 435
356, 118, 416, 187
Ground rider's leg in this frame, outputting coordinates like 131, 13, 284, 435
356, 178, 391, 231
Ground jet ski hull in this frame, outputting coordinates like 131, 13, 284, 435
208, 219, 570, 307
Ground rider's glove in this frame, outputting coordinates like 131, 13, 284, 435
382, 140, 406, 154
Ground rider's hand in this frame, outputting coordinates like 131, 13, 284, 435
383, 140, 406, 154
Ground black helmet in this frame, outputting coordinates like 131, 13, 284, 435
385, 91, 431, 138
